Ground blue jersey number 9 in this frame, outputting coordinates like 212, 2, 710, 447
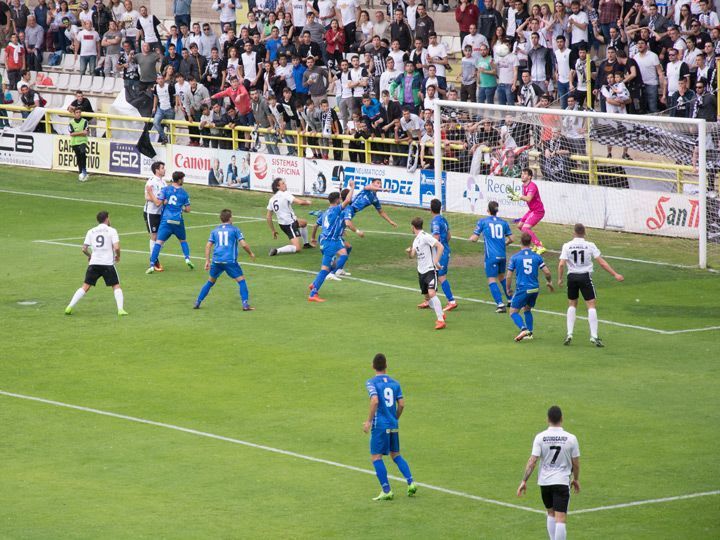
383, 387, 394, 407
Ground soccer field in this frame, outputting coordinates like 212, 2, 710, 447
1, 168, 719, 539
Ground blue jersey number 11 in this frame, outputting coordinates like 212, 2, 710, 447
217, 230, 229, 247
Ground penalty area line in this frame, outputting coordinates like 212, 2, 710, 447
32, 240, 720, 335
0, 389, 543, 515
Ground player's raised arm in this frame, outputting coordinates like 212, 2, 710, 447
341, 180, 355, 208
293, 197, 313, 206
517, 455, 539, 497
240, 239, 255, 261
363, 394, 379, 433
595, 256, 624, 281
266, 209, 278, 239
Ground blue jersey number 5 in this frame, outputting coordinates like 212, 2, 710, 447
383, 387, 394, 407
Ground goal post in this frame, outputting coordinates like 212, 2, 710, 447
433, 100, 712, 270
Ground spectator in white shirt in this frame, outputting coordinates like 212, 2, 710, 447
426, 32, 448, 77
213, 0, 236, 33
121, 0, 139, 49
74, 19, 100, 75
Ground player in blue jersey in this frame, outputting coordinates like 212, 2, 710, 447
506, 233, 555, 341
422, 198, 457, 311
307, 181, 355, 302
193, 209, 256, 311
363, 353, 417, 501
146, 171, 194, 274
323, 188, 364, 281
469, 201, 514, 313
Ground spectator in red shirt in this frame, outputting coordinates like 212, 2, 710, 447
5, 32, 25, 89
211, 76, 253, 149
325, 19, 345, 70
455, 0, 479, 43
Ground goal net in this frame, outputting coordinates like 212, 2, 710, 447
432, 101, 717, 270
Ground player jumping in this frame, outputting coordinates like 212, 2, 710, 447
363, 353, 417, 501
267, 178, 313, 256
194, 209, 256, 311
65, 211, 127, 316
506, 232, 554, 341
146, 171, 194, 273
417, 198, 456, 311
144, 161, 166, 272
407, 217, 446, 330
558, 223, 624, 347
469, 201, 514, 313
508, 168, 546, 254
308, 181, 355, 302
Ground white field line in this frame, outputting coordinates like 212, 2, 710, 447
0, 389, 543, 515
32, 240, 720, 335
2, 389, 717, 515
2, 187, 716, 272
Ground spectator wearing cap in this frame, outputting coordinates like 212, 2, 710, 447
23, 15, 44, 72
137, 41, 162, 89
173, 0, 192, 30
414, 4, 434, 48
152, 73, 176, 144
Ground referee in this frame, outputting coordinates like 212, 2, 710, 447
557, 223, 624, 347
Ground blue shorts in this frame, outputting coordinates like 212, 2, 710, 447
511, 289, 539, 310
370, 427, 400, 455
485, 258, 507, 278
320, 240, 344, 267
346, 207, 357, 219
437, 251, 450, 277
209, 262, 244, 280
157, 221, 186, 242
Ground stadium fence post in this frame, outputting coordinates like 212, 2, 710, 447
698, 119, 708, 269
433, 102, 443, 209
586, 54, 592, 110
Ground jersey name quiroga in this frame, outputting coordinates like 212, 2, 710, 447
560, 238, 601, 274
531, 426, 580, 486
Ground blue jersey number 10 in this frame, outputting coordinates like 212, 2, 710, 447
383, 387, 394, 407
490, 223, 504, 239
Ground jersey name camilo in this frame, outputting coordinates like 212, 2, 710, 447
158, 185, 190, 224
144, 176, 165, 214
508, 248, 546, 292
84, 224, 119, 266
531, 426, 580, 486
560, 238, 601, 274
474, 216, 512, 261
431, 215, 451, 253
412, 231, 439, 274
267, 191, 297, 225
209, 224, 244, 264
366, 375, 403, 430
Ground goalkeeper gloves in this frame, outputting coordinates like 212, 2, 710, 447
507, 187, 520, 202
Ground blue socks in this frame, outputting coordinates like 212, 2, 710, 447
180, 241, 191, 259
238, 279, 249, 303
196, 280, 214, 304
335, 254, 348, 270
311, 269, 330, 295
511, 312, 525, 330
149, 243, 162, 265
489, 282, 503, 305
346, 246, 352, 255
524, 311, 534, 332
372, 459, 391, 493
393, 455, 413, 484
441, 280, 454, 302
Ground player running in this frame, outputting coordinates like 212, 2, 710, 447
363, 353, 417, 501
407, 217, 446, 330
517, 405, 581, 540
423, 198, 457, 311
558, 223, 624, 347
506, 233, 554, 341
267, 178, 313, 256
194, 209, 256, 311
144, 161, 166, 272
146, 171, 194, 273
469, 201, 514, 313
308, 181, 355, 302
327, 187, 364, 280
64, 211, 127, 316
508, 168, 546, 254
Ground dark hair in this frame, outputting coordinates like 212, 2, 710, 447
488, 200, 499, 215
271, 177, 283, 193
574, 223, 586, 236
520, 232, 532, 246
328, 191, 341, 204
340, 188, 350, 199
151, 161, 165, 174
522, 167, 533, 177
373, 353, 387, 371
220, 209, 232, 223
548, 405, 563, 424
411, 217, 423, 230
96, 210, 109, 223
172, 171, 185, 183
430, 198, 442, 213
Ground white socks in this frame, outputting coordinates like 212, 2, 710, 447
300, 226, 308, 243
428, 296, 443, 320
68, 288, 85, 308
277, 245, 297, 254
566, 306, 576, 336
555, 522, 566, 540
546, 516, 556, 540
588, 308, 599, 339
149, 239, 154, 253
114, 288, 124, 310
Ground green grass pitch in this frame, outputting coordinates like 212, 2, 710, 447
1, 168, 719, 539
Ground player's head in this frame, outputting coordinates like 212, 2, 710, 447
96, 210, 109, 224
411, 217, 423, 233
220, 209, 232, 223
151, 161, 165, 177
574, 223, 586, 237
488, 201, 499, 215
547, 405, 563, 426
328, 191, 341, 205
172, 171, 185, 185
430, 198, 441, 215
521, 168, 533, 183
520, 232, 532, 247
73, 107, 82, 119
340, 188, 350, 200
372, 353, 387, 372
271, 177, 286, 193
370, 178, 382, 188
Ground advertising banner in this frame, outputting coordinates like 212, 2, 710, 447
248, 153, 303, 193
0, 131, 53, 169
615, 190, 701, 239
108, 142, 166, 177
53, 136, 109, 173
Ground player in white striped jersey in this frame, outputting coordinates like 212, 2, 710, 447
266, 178, 313, 256
406, 217, 446, 330
144, 162, 167, 272
517, 406, 580, 540
557, 223, 624, 347
65, 211, 127, 316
